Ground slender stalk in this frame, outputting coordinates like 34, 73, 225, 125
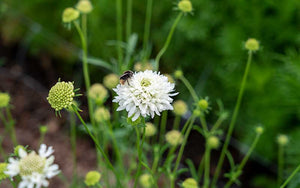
224, 133, 262, 188
1, 108, 17, 146
72, 106, 121, 186
70, 112, 77, 182
155, 12, 183, 70
82, 14, 87, 42
278, 144, 284, 187
126, 0, 132, 41
159, 111, 168, 145
211, 115, 226, 132
280, 164, 300, 188
116, 0, 123, 70
73, 21, 95, 127
203, 145, 211, 188
151, 145, 160, 174
179, 75, 199, 103
197, 157, 204, 181
199, 115, 208, 132
142, 0, 153, 60
212, 51, 253, 186
134, 125, 146, 188
172, 116, 196, 175
173, 115, 181, 130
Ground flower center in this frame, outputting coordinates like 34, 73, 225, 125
19, 152, 46, 176
140, 78, 151, 87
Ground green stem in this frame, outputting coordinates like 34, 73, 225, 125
155, 12, 183, 71
173, 115, 181, 130
159, 111, 168, 145
126, 0, 132, 41
82, 14, 87, 42
72, 106, 121, 187
151, 145, 160, 174
197, 156, 204, 181
179, 75, 199, 103
211, 115, 226, 133
224, 132, 262, 188
116, 0, 123, 71
172, 116, 196, 175
134, 124, 146, 188
73, 21, 95, 128
199, 115, 208, 132
70, 112, 77, 182
280, 164, 300, 188
212, 51, 253, 186
142, 0, 153, 60
2, 108, 17, 146
203, 145, 211, 188
278, 144, 284, 187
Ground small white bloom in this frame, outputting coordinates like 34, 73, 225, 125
5, 144, 60, 188
113, 70, 178, 121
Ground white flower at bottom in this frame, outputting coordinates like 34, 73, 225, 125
113, 70, 178, 121
5, 144, 60, 188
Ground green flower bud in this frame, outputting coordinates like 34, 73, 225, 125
174, 70, 183, 79
89, 83, 108, 105
39, 125, 48, 134
182, 178, 198, 188
76, 0, 93, 14
47, 81, 75, 112
103, 74, 119, 90
62, 8, 80, 23
0, 163, 9, 180
255, 126, 264, 135
198, 99, 209, 111
139, 173, 153, 188
173, 100, 188, 116
178, 0, 193, 13
0, 92, 10, 108
144, 122, 156, 137
165, 130, 183, 146
245, 38, 259, 51
94, 107, 111, 122
207, 136, 220, 149
85, 171, 101, 186
277, 134, 289, 146
134, 62, 153, 71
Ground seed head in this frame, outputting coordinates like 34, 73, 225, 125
173, 100, 188, 116
94, 107, 111, 122
174, 70, 183, 79
277, 134, 289, 146
144, 122, 156, 137
178, 0, 193, 13
62, 8, 80, 23
182, 178, 198, 188
85, 171, 101, 186
103, 74, 119, 90
165, 130, 183, 146
0, 92, 10, 108
207, 136, 220, 149
139, 173, 153, 188
255, 126, 264, 135
245, 38, 259, 51
89, 83, 108, 105
76, 0, 93, 14
47, 81, 75, 112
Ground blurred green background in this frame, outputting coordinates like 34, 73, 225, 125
0, 0, 300, 187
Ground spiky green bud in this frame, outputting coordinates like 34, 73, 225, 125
84, 171, 101, 186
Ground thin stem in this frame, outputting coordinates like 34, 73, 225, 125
172, 115, 196, 175
280, 164, 300, 188
126, 0, 132, 41
72, 106, 121, 187
70, 112, 77, 181
224, 133, 262, 188
155, 12, 183, 71
211, 115, 226, 132
82, 14, 87, 42
116, 0, 123, 71
159, 111, 168, 145
203, 146, 211, 188
2, 108, 17, 146
197, 157, 204, 181
73, 21, 95, 128
212, 51, 253, 186
142, 0, 153, 60
179, 75, 199, 103
173, 115, 181, 130
199, 115, 208, 132
151, 145, 160, 174
278, 144, 284, 187
134, 125, 146, 188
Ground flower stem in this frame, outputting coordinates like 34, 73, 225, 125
142, 0, 153, 60
155, 12, 183, 71
224, 132, 262, 188
159, 111, 168, 145
203, 145, 211, 188
173, 115, 181, 130
0, 107, 17, 146
179, 75, 199, 103
134, 124, 146, 188
69, 112, 77, 184
73, 21, 95, 128
126, 0, 132, 41
116, 0, 123, 71
72, 106, 122, 187
278, 144, 284, 187
211, 51, 253, 186
280, 164, 300, 188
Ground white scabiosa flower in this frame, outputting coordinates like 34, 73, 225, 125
113, 70, 177, 121
5, 144, 60, 188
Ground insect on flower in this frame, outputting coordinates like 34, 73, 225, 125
119, 70, 134, 85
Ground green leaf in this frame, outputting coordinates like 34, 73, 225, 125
185, 159, 199, 181
86, 56, 112, 70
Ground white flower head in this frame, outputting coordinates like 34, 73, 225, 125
113, 70, 178, 121
5, 144, 60, 188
